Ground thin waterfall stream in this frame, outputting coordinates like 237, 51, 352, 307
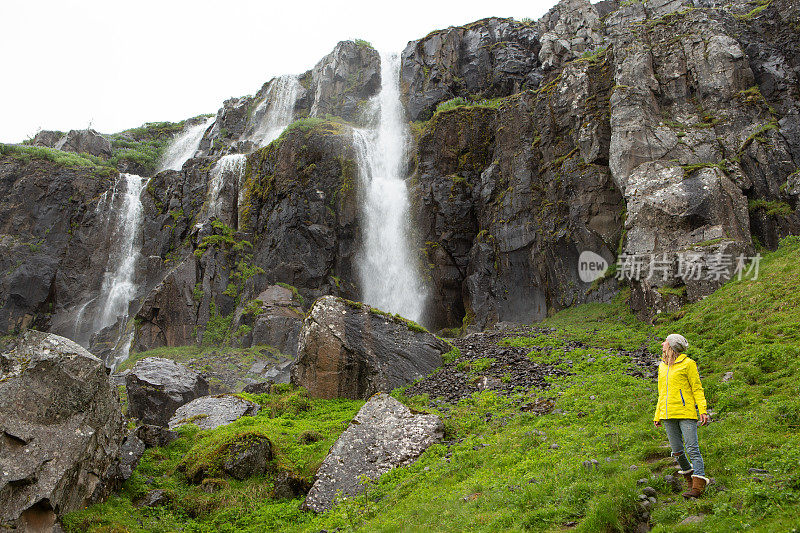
89, 172, 149, 369
158, 116, 214, 172
353, 52, 427, 323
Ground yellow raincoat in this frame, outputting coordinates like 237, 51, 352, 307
653, 353, 707, 421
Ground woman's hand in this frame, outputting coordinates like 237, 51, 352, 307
699, 413, 710, 426
654, 420, 661, 428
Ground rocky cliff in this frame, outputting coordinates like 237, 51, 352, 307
0, 0, 798, 362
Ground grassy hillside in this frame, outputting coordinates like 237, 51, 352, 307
64, 237, 800, 532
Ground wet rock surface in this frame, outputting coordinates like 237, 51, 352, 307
303, 393, 444, 513
125, 357, 209, 426
0, 331, 126, 530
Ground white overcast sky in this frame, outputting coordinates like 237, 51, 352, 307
1, 0, 555, 143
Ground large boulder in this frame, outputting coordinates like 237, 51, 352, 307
291, 296, 449, 399
0, 331, 126, 531
302, 393, 444, 513
54, 129, 113, 159
168, 395, 260, 430
125, 357, 209, 426
221, 435, 273, 480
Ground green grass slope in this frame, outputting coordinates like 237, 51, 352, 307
64, 237, 800, 532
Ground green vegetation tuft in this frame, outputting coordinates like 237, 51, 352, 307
748, 198, 793, 216
0, 143, 117, 178
434, 96, 504, 116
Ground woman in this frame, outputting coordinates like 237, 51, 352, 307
653, 333, 711, 498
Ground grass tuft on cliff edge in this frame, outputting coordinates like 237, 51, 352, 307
64, 237, 800, 532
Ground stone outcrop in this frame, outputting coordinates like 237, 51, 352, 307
400, 17, 542, 121
198, 40, 381, 157
54, 129, 113, 159
220, 435, 273, 480
0, 331, 126, 530
181, 433, 273, 483
168, 394, 260, 430
308, 40, 381, 122
291, 296, 449, 399
537, 0, 605, 70
30, 128, 113, 159
302, 393, 444, 513
125, 357, 209, 426
237, 284, 304, 355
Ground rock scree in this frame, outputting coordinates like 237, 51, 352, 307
0, 331, 126, 531
302, 392, 444, 513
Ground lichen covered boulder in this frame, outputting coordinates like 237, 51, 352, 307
168, 394, 260, 430
302, 393, 444, 513
0, 331, 125, 530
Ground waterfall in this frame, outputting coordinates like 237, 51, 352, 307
248, 75, 299, 147
206, 154, 247, 221
353, 53, 426, 323
158, 116, 215, 172
92, 173, 148, 369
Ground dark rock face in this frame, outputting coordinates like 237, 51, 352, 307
168, 395, 260, 430
0, 157, 116, 338
407, 0, 800, 326
291, 296, 448, 399
117, 433, 146, 481
125, 357, 209, 426
412, 58, 624, 330
272, 472, 311, 500
400, 18, 542, 121
0, 331, 126, 530
134, 123, 361, 353
302, 393, 444, 513
133, 424, 179, 448
240, 124, 362, 303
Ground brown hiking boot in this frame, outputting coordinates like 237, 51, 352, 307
678, 469, 694, 490
682, 475, 709, 498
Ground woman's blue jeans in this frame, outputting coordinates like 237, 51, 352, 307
662, 418, 705, 476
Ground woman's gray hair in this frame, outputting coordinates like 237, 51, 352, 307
666, 333, 689, 353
